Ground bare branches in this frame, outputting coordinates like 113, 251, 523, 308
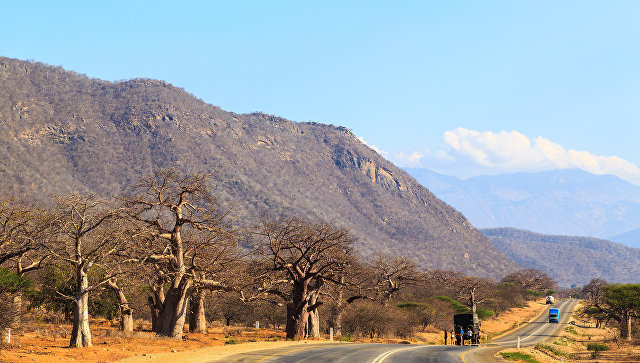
251, 216, 355, 340
123, 169, 238, 338
501, 269, 557, 293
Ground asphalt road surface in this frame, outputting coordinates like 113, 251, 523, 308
217, 299, 579, 363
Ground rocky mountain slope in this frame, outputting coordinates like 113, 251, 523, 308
483, 228, 640, 287
0, 56, 520, 278
406, 167, 640, 247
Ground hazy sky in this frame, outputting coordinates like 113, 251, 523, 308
3, 1, 640, 184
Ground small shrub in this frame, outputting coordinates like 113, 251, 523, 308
224, 337, 239, 345
587, 342, 608, 358
564, 325, 578, 335
499, 352, 541, 363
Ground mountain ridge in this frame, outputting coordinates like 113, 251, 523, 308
405, 167, 640, 247
0, 56, 519, 278
482, 227, 640, 287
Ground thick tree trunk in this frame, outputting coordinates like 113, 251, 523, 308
70, 273, 92, 347
121, 307, 134, 333
12, 295, 22, 326
285, 282, 310, 340
286, 303, 308, 340
333, 307, 343, 336
189, 290, 207, 333
307, 292, 320, 338
154, 281, 191, 339
149, 297, 160, 332
620, 314, 632, 341
332, 279, 344, 336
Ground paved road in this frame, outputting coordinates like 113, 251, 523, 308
216, 299, 579, 363
219, 343, 475, 363
464, 299, 579, 362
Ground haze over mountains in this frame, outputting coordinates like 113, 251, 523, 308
0, 56, 519, 278
406, 167, 640, 248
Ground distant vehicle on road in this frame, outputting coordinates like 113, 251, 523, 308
546, 296, 555, 304
454, 313, 480, 345
548, 308, 559, 323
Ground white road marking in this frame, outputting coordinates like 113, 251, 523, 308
492, 300, 573, 346
370, 345, 429, 363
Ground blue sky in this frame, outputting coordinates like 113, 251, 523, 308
3, 1, 640, 183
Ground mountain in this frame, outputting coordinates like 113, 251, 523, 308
482, 228, 640, 287
405, 167, 640, 248
0, 56, 520, 278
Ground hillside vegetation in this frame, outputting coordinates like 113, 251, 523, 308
0, 56, 518, 278
483, 227, 640, 286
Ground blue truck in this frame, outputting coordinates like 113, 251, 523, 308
548, 308, 559, 323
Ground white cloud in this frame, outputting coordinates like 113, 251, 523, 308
440, 128, 640, 184
387, 128, 640, 185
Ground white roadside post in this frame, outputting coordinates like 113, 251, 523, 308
3, 328, 10, 343
255, 321, 259, 329
330, 327, 333, 342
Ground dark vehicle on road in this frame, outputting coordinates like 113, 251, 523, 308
548, 308, 559, 323
454, 313, 480, 345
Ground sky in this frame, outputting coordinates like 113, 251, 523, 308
3, 1, 640, 184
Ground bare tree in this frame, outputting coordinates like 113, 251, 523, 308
367, 254, 422, 304
0, 200, 53, 328
42, 195, 132, 347
501, 269, 557, 293
453, 276, 493, 314
125, 170, 237, 339
0, 200, 52, 276
252, 217, 355, 340
582, 278, 608, 302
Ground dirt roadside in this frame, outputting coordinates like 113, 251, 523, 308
0, 298, 550, 362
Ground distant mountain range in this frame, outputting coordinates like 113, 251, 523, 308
483, 228, 640, 287
405, 167, 640, 248
0, 56, 519, 279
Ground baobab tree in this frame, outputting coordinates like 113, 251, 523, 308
501, 269, 557, 293
42, 195, 133, 347
453, 276, 494, 314
367, 254, 422, 304
126, 170, 237, 339
252, 217, 355, 340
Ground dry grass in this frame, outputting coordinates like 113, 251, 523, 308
0, 320, 288, 363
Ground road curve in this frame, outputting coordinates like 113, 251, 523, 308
463, 299, 580, 362
214, 299, 579, 363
